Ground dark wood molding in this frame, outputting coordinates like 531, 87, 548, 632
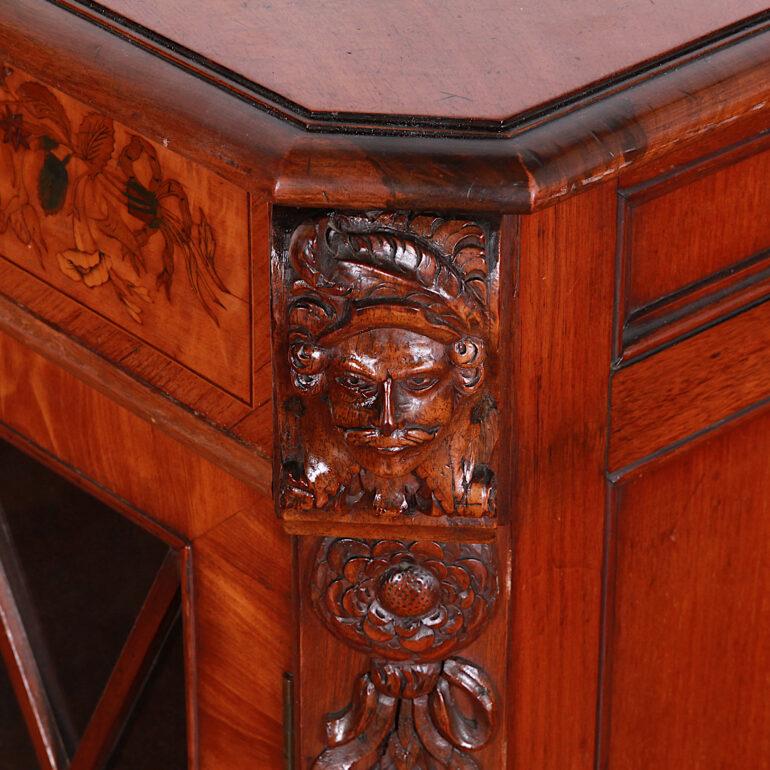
0, 2, 768, 213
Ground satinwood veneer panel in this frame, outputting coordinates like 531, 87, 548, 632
602, 408, 770, 768
0, 329, 263, 540
0, 64, 255, 408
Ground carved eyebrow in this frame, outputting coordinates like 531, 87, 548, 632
388, 361, 447, 380
337, 358, 378, 377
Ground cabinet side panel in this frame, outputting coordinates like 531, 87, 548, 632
192, 511, 293, 770
603, 408, 770, 768
0, 328, 260, 539
509, 185, 616, 769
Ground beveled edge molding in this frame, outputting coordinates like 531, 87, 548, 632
272, 211, 500, 534
48, 1, 770, 138
4, 3, 770, 213
310, 537, 499, 768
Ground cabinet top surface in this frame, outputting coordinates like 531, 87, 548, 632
91, 0, 767, 125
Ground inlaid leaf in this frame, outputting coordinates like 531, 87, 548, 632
38, 152, 69, 215
97, 208, 146, 273
17, 81, 71, 143
197, 209, 215, 263
75, 113, 114, 170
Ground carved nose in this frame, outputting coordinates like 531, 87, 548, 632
378, 377, 396, 433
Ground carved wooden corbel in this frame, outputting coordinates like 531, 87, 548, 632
311, 537, 499, 768
272, 210, 504, 768
272, 212, 500, 530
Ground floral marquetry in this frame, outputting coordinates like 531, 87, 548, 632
0, 64, 252, 403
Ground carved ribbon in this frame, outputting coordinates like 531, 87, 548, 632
311, 538, 499, 769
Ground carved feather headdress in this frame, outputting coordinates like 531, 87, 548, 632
287, 212, 492, 346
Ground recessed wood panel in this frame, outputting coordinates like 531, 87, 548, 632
602, 408, 770, 769
0, 64, 252, 403
624, 144, 770, 314
610, 298, 770, 470
616, 138, 770, 361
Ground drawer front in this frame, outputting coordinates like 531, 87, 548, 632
618, 138, 770, 360
0, 64, 258, 422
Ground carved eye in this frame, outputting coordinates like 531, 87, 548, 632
403, 375, 439, 393
336, 374, 378, 396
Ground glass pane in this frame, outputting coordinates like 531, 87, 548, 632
0, 654, 40, 770
108, 619, 188, 770
0, 439, 169, 741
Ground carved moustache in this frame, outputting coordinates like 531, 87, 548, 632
343, 426, 439, 453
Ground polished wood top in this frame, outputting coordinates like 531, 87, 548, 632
91, 0, 768, 124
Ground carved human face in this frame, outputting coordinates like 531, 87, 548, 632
326, 328, 456, 477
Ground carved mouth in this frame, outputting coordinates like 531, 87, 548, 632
342, 427, 439, 454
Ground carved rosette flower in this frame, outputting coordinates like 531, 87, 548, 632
311, 537, 500, 769
313, 538, 497, 662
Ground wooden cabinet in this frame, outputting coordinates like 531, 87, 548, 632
0, 3, 769, 769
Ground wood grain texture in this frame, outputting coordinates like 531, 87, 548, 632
0, 328, 267, 539
0, 294, 272, 490
508, 186, 615, 769
87, 0, 769, 123
610, 299, 770, 471
190, 509, 293, 770
601, 406, 770, 769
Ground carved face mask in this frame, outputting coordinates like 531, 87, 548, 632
326, 328, 455, 478
279, 212, 497, 518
